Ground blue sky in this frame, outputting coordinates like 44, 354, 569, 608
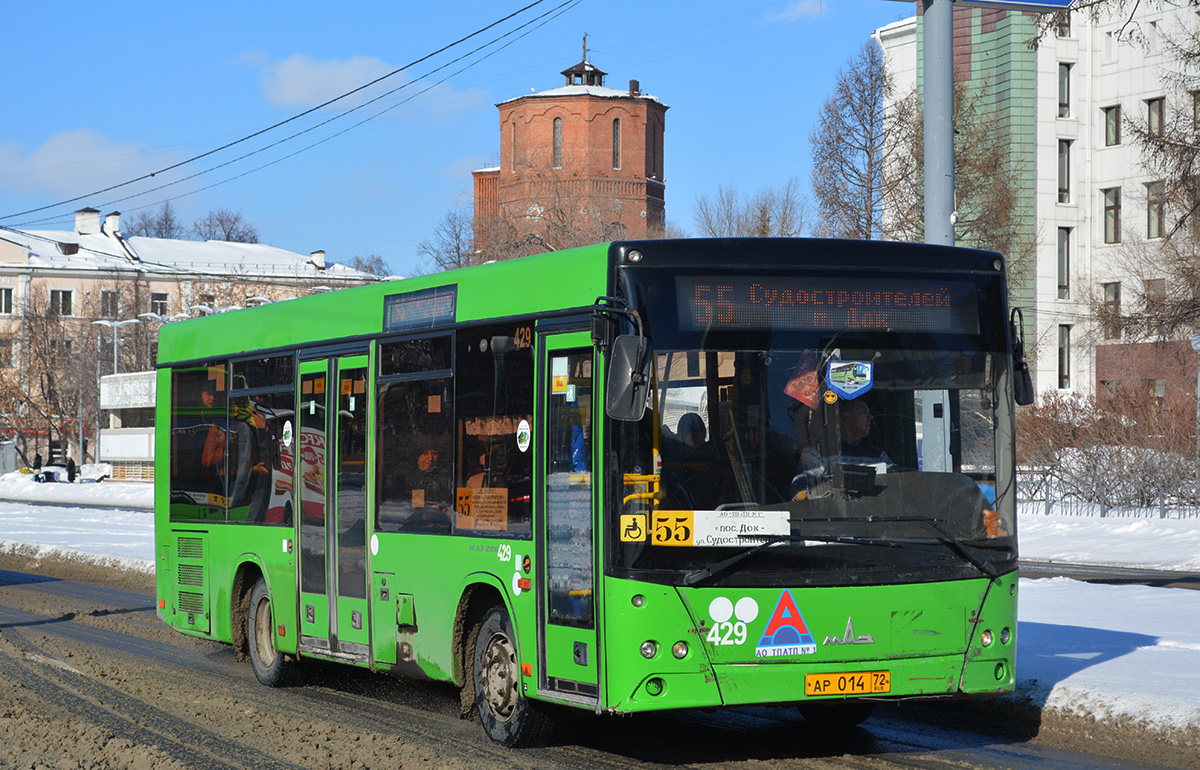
0, 0, 913, 276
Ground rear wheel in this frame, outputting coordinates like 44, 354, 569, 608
472, 605, 551, 746
248, 578, 291, 686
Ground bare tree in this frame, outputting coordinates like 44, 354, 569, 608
693, 178, 809, 238
192, 208, 259, 243
417, 208, 484, 273
346, 254, 391, 277
1084, 8, 1200, 341
0, 287, 103, 465
124, 200, 187, 239
809, 42, 911, 240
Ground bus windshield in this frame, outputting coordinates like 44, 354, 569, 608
611, 268, 1016, 587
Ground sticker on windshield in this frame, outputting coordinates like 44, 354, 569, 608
826, 360, 873, 400
783, 350, 820, 408
516, 419, 531, 453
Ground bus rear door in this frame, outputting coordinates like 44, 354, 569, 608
297, 353, 370, 659
536, 331, 599, 703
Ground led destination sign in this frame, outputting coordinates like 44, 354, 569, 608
384, 285, 457, 332
677, 276, 978, 334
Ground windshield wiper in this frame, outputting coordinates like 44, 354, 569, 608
682, 535, 800, 586
802, 515, 1000, 579
680, 533, 896, 586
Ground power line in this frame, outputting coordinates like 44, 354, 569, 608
1, 0, 552, 223
12, 0, 581, 229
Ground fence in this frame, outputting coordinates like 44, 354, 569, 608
1016, 468, 1200, 519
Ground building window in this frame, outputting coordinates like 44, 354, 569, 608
1147, 97, 1164, 137
151, 292, 169, 316
1058, 325, 1071, 389
1055, 11, 1071, 37
1101, 282, 1121, 339
0, 336, 11, 368
0, 288, 12, 315
1192, 91, 1200, 132
1057, 228, 1071, 299
510, 121, 517, 171
1147, 181, 1167, 239
612, 118, 621, 170
1103, 187, 1122, 243
100, 290, 118, 319
49, 289, 72, 317
1058, 63, 1071, 118
1057, 140, 1072, 203
1145, 278, 1166, 335
1104, 105, 1121, 146
553, 117, 563, 169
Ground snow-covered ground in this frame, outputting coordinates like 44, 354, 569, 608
0, 470, 1198, 742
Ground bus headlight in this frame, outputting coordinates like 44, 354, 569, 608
672, 641, 688, 659
980, 629, 994, 647
1000, 627, 1011, 645
640, 640, 658, 659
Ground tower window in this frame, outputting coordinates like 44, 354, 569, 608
553, 117, 563, 169
612, 119, 621, 169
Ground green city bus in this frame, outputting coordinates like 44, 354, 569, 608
154, 238, 1027, 746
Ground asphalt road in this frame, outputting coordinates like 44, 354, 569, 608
0, 562, 1194, 770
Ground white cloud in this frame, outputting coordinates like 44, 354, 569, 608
767, 1, 827, 23
0, 129, 162, 199
260, 54, 396, 107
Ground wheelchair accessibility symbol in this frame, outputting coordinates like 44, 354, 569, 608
620, 514, 648, 542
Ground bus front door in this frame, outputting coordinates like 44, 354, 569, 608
297, 354, 369, 659
537, 333, 599, 702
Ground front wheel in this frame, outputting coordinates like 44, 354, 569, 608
472, 605, 551, 746
248, 578, 291, 686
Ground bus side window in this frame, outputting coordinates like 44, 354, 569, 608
169, 363, 229, 523
453, 323, 534, 537
376, 378, 453, 534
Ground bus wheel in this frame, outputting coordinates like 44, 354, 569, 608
248, 578, 290, 687
797, 701, 875, 727
472, 605, 550, 746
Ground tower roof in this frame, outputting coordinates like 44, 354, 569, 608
560, 59, 606, 87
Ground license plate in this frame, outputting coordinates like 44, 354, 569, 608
805, 670, 890, 696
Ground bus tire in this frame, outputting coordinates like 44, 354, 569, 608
248, 578, 291, 687
797, 701, 875, 727
472, 605, 551, 746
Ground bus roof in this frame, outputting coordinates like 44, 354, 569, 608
156, 241, 612, 366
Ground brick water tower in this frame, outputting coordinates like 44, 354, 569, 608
473, 43, 668, 255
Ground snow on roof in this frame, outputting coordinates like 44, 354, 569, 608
499, 84, 663, 105
0, 226, 373, 281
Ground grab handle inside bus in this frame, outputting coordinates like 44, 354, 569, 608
607, 334, 652, 421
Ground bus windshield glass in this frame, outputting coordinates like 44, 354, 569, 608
612, 266, 1016, 588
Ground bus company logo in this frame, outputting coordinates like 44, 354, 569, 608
755, 590, 816, 657
824, 617, 875, 646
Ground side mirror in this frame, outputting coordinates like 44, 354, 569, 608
1014, 361, 1035, 406
606, 335, 651, 421
1010, 307, 1035, 406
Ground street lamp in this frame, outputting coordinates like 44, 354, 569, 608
92, 319, 140, 375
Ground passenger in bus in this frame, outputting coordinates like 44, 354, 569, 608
661, 412, 720, 509
401, 445, 451, 531
468, 444, 509, 488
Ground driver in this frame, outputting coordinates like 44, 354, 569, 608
791, 398, 893, 497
